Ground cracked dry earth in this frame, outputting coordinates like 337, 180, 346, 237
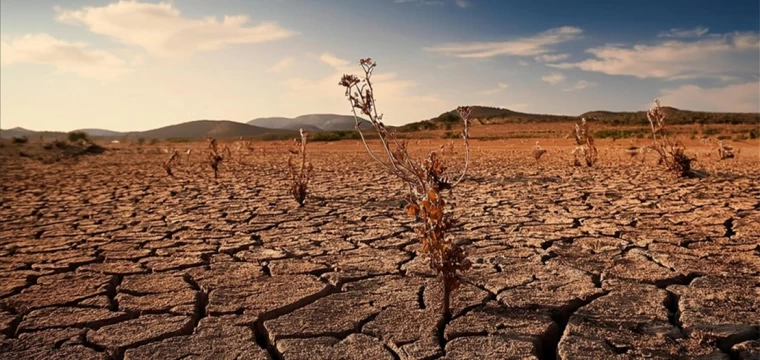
0, 140, 758, 360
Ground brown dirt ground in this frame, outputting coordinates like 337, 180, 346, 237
0, 138, 758, 360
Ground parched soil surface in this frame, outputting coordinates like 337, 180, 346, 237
1, 139, 758, 359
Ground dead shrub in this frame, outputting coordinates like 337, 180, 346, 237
716, 140, 735, 160
208, 138, 223, 178
340, 58, 472, 316
533, 141, 546, 162
287, 129, 314, 207
646, 99, 696, 177
163, 150, 179, 177
572, 118, 598, 167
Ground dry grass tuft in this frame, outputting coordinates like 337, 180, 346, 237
716, 141, 735, 160
287, 129, 313, 207
572, 118, 598, 167
208, 138, 223, 179
646, 99, 696, 177
533, 141, 547, 162
163, 150, 179, 177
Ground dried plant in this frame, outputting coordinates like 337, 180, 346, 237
287, 128, 313, 206
646, 100, 695, 177
572, 118, 598, 167
340, 58, 472, 316
163, 150, 179, 177
208, 138, 223, 178
716, 140, 735, 160
533, 141, 547, 162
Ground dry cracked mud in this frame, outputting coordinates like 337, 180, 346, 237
0, 140, 758, 359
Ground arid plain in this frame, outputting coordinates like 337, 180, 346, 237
0, 138, 758, 359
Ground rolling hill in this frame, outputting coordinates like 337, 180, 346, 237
398, 105, 759, 132
125, 120, 295, 139
0, 127, 67, 139
74, 129, 125, 137
248, 114, 371, 131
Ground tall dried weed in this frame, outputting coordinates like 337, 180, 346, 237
287, 129, 313, 206
340, 58, 472, 316
646, 100, 696, 177
572, 118, 598, 167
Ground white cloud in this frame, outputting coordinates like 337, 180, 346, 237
455, 0, 472, 8
435, 62, 458, 69
541, 72, 566, 85
477, 83, 508, 95
54, 1, 297, 58
425, 26, 582, 58
657, 26, 709, 38
267, 56, 294, 73
319, 53, 350, 69
1, 33, 129, 80
284, 52, 441, 104
657, 82, 759, 112
504, 103, 529, 111
534, 53, 569, 63
550, 32, 760, 79
517, 60, 530, 66
562, 80, 596, 91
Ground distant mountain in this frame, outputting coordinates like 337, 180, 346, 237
74, 129, 124, 137
399, 105, 759, 131
579, 107, 759, 126
248, 114, 371, 131
398, 106, 575, 132
0, 127, 66, 139
126, 120, 295, 139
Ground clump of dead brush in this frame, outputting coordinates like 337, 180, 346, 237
572, 118, 598, 167
646, 99, 695, 177
716, 140, 735, 160
287, 128, 313, 206
340, 58, 472, 316
163, 150, 179, 177
533, 141, 547, 162
208, 138, 223, 178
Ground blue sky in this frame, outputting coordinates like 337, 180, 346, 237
1, 0, 758, 131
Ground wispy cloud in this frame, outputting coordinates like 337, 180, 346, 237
541, 72, 566, 85
550, 31, 759, 79
54, 1, 298, 58
455, 0, 472, 8
267, 56, 295, 73
658, 82, 759, 112
425, 26, 582, 58
393, 0, 445, 5
1, 33, 129, 80
505, 103, 529, 111
534, 53, 569, 63
477, 83, 508, 95
657, 26, 709, 38
562, 80, 596, 91
284, 52, 441, 103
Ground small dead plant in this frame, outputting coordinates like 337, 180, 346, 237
163, 150, 179, 177
208, 138, 223, 178
340, 58, 472, 316
716, 141, 735, 160
646, 100, 695, 177
572, 118, 598, 167
287, 129, 313, 207
533, 141, 547, 162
